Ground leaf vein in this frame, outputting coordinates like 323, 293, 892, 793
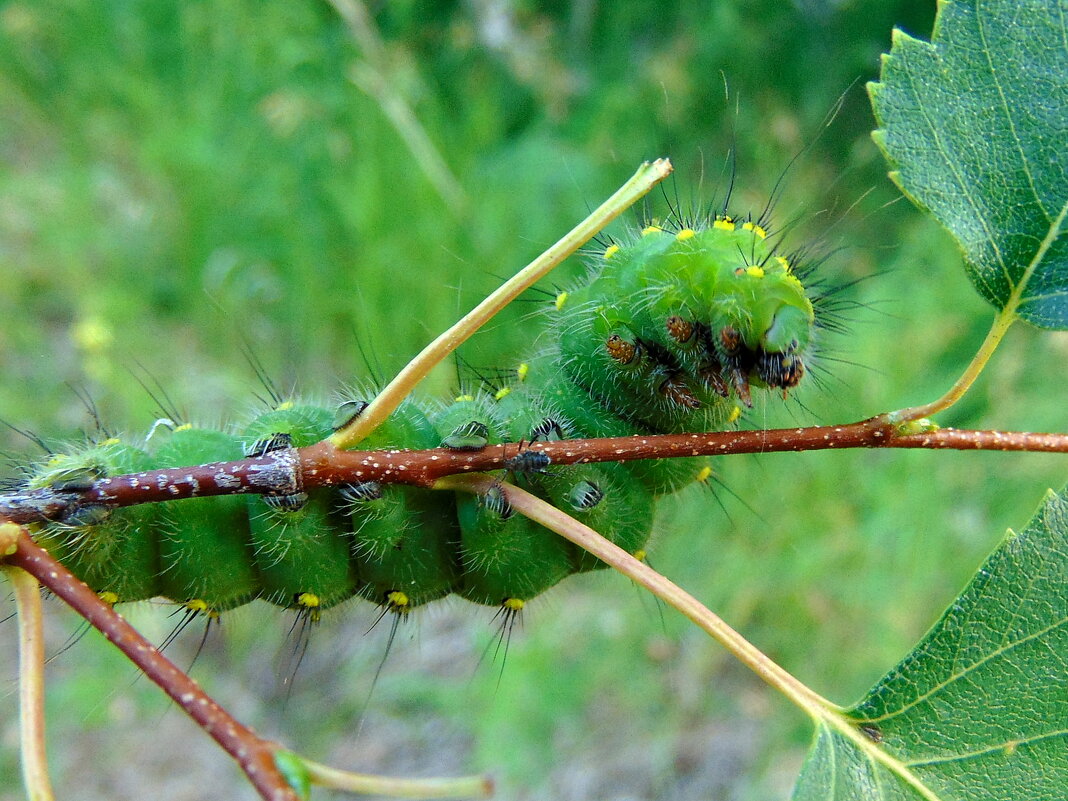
860, 613, 1068, 723
904, 727, 1068, 768
900, 36, 1011, 294
976, 0, 1049, 223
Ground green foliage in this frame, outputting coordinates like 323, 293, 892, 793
794, 486, 1068, 801
869, 0, 1068, 329
1, 1, 1065, 800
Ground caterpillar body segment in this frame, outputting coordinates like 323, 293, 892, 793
29, 440, 160, 604
487, 378, 658, 571
243, 405, 360, 614
350, 484, 462, 612
427, 391, 575, 607
454, 486, 575, 607
535, 369, 715, 495
550, 462, 655, 574
347, 399, 462, 612
20, 211, 821, 622
434, 396, 504, 453
155, 426, 259, 613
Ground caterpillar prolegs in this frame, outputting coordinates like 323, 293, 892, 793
25, 213, 818, 622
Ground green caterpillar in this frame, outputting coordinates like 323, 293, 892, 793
24, 212, 818, 622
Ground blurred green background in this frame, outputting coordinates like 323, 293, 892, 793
1, 1, 1065, 799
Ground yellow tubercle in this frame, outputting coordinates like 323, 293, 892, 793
675, 228, 696, 241
727, 405, 742, 424
632, 550, 647, 562
516, 362, 530, 382
555, 290, 569, 310
713, 217, 735, 231
745, 266, 765, 278
494, 386, 511, 401
297, 592, 321, 608
99, 591, 119, 605
275, 400, 295, 411
784, 274, 806, 295
503, 597, 525, 611
775, 255, 791, 272
387, 590, 411, 610
640, 225, 663, 237
695, 466, 713, 483
102, 437, 121, 446
742, 221, 767, 239
455, 393, 475, 402
174, 423, 193, 432
603, 244, 620, 259
185, 599, 209, 614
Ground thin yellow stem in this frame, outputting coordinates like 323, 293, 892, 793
887, 309, 1015, 424
330, 158, 673, 449
302, 758, 493, 799
435, 474, 838, 715
2, 543, 56, 801
889, 196, 1068, 425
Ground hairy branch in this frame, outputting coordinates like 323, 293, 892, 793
1, 420, 1065, 524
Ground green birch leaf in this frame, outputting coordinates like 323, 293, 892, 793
793, 485, 1068, 800
868, 0, 1068, 329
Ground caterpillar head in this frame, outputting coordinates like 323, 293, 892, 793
663, 221, 815, 401
559, 218, 819, 425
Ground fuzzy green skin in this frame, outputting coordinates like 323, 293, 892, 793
357, 398, 443, 453
433, 391, 580, 606
352, 485, 462, 608
348, 399, 463, 609
30, 441, 160, 602
155, 427, 259, 612
493, 382, 657, 567
536, 369, 713, 495
431, 395, 504, 449
247, 493, 359, 610
444, 223, 816, 600
244, 405, 361, 611
454, 493, 576, 606
548, 462, 655, 573
243, 405, 335, 451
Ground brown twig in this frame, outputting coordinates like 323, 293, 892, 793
2, 420, 1065, 523
2, 529, 301, 801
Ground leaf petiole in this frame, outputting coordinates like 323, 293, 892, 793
886, 307, 1016, 425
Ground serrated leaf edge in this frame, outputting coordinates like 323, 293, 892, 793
868, 16, 1068, 328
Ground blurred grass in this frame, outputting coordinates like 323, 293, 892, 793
0, 1, 1065, 799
